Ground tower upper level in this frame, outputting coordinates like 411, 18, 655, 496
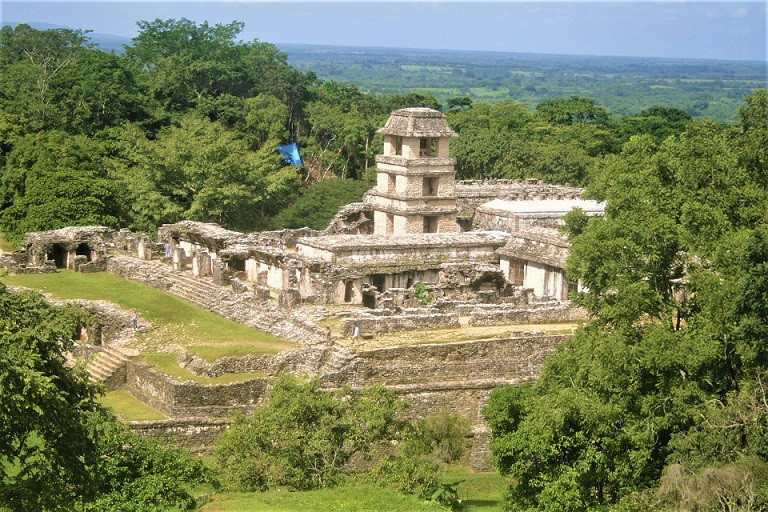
378, 107, 457, 159
368, 108, 460, 235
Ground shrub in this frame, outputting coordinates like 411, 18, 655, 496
272, 178, 371, 230
369, 455, 440, 497
213, 376, 405, 491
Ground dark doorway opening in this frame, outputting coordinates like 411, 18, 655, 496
344, 280, 354, 303
76, 243, 91, 262
371, 274, 385, 292
48, 244, 67, 268
229, 257, 246, 272
363, 292, 376, 309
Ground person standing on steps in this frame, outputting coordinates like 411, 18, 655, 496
352, 325, 360, 346
325, 327, 332, 346
131, 309, 139, 330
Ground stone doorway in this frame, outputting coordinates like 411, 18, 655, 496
48, 244, 67, 268
76, 242, 92, 262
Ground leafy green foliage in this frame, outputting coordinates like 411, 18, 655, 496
369, 454, 441, 499
484, 90, 768, 511
536, 95, 611, 126
214, 375, 405, 491
0, 283, 210, 511
371, 410, 470, 503
273, 178, 371, 230
0, 284, 97, 510
0, 131, 118, 243
76, 408, 213, 512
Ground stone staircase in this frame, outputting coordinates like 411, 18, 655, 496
87, 345, 133, 386
107, 255, 324, 344
164, 270, 225, 310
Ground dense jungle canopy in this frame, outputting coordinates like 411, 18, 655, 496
1, 19, 763, 242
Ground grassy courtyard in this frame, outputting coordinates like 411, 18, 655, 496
1, 270, 296, 360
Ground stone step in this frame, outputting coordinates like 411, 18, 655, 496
171, 284, 220, 302
167, 272, 222, 292
171, 281, 222, 297
87, 345, 133, 382
169, 288, 211, 308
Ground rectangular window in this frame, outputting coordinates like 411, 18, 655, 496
419, 138, 436, 157
509, 258, 525, 286
423, 216, 439, 233
422, 177, 439, 196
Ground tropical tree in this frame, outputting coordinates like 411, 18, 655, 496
0, 130, 117, 243
484, 90, 768, 510
214, 376, 405, 491
0, 285, 210, 510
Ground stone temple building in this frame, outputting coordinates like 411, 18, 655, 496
368, 107, 460, 235
12, 107, 603, 311
155, 107, 604, 309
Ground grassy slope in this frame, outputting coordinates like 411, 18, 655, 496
199, 469, 507, 512
1, 270, 296, 359
97, 390, 167, 421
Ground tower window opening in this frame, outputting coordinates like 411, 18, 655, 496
419, 138, 436, 157
422, 176, 439, 196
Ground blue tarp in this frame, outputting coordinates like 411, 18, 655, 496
277, 143, 303, 167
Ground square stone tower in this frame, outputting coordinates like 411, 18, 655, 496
366, 108, 460, 235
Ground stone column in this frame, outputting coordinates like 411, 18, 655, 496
173, 248, 186, 271
138, 236, 152, 260
191, 250, 200, 276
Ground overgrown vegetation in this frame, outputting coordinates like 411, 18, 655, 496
213, 376, 472, 508
483, 89, 768, 510
0, 284, 211, 511
1, 21, 763, 245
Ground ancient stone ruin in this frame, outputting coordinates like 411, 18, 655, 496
1, 107, 605, 467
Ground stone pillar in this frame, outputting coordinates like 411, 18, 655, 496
191, 250, 200, 276
138, 236, 152, 260
199, 252, 212, 277
67, 249, 77, 269
212, 258, 229, 285
173, 248, 186, 271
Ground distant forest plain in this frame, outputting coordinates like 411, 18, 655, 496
279, 43, 767, 122
20, 26, 768, 123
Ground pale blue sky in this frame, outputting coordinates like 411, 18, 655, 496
1, 1, 766, 61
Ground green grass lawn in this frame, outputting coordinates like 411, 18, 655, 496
444, 467, 508, 511
97, 390, 167, 421
199, 484, 443, 512
138, 353, 267, 384
1, 270, 296, 360
197, 469, 507, 512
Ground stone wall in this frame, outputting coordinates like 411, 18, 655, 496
125, 362, 272, 417
127, 335, 566, 415
468, 304, 586, 326
340, 310, 460, 336
322, 335, 568, 388
130, 418, 229, 454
